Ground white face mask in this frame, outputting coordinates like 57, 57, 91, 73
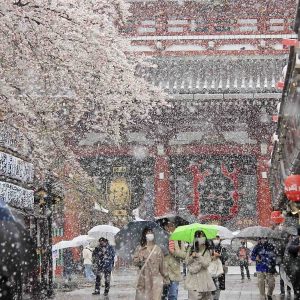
146, 233, 154, 242
213, 240, 220, 246
196, 237, 206, 245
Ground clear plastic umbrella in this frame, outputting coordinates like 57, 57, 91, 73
52, 240, 75, 251
235, 226, 282, 239
88, 225, 120, 245
72, 235, 95, 247
215, 225, 234, 239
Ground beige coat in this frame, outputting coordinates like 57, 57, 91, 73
164, 241, 186, 282
185, 247, 216, 294
82, 247, 93, 265
133, 244, 167, 300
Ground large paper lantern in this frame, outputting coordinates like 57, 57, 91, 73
271, 211, 285, 224
284, 175, 300, 202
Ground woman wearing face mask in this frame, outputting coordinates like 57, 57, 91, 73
185, 231, 216, 300
133, 227, 169, 300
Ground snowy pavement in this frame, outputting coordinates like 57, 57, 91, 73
54, 267, 293, 300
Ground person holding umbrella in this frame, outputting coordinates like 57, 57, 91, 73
133, 227, 169, 300
82, 244, 96, 282
63, 248, 74, 283
286, 225, 300, 299
185, 230, 216, 300
92, 237, 115, 296
251, 238, 276, 300
162, 221, 186, 300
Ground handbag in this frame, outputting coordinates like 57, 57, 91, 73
208, 257, 224, 278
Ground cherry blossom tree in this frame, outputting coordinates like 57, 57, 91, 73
0, 0, 166, 189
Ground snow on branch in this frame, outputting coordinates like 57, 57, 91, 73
0, 0, 166, 190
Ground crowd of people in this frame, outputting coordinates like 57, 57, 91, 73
62, 222, 300, 300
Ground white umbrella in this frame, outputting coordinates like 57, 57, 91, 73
52, 240, 75, 251
215, 225, 234, 239
221, 239, 232, 246
72, 235, 95, 247
88, 225, 120, 245
232, 230, 240, 236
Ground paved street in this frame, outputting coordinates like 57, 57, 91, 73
54, 267, 294, 300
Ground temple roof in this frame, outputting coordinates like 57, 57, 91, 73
137, 55, 286, 94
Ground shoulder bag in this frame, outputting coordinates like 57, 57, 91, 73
208, 252, 224, 278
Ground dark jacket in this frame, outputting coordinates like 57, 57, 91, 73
92, 245, 115, 272
287, 237, 300, 258
285, 236, 300, 294
63, 249, 74, 273
251, 242, 276, 273
214, 243, 228, 265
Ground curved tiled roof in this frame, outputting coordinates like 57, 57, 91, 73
137, 55, 287, 94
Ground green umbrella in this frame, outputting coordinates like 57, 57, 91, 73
169, 223, 218, 243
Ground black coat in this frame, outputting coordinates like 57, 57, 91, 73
63, 249, 74, 272
285, 237, 300, 295
214, 243, 228, 265
92, 245, 115, 272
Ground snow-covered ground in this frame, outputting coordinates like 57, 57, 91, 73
54, 267, 287, 300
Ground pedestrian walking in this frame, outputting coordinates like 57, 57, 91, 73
162, 221, 186, 300
133, 227, 169, 300
92, 238, 115, 296
82, 245, 95, 281
185, 230, 216, 300
237, 240, 251, 281
212, 236, 228, 300
63, 248, 74, 283
286, 226, 300, 300
275, 236, 292, 297
251, 238, 276, 300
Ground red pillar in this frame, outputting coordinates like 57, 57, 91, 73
256, 156, 272, 226
64, 210, 81, 260
154, 155, 172, 217
64, 210, 80, 240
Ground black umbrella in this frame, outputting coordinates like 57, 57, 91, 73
155, 214, 190, 228
115, 221, 169, 262
0, 200, 36, 277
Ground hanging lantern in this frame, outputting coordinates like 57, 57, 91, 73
284, 175, 300, 202
271, 211, 285, 224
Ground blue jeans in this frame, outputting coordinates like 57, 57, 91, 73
168, 281, 179, 300
84, 264, 95, 281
